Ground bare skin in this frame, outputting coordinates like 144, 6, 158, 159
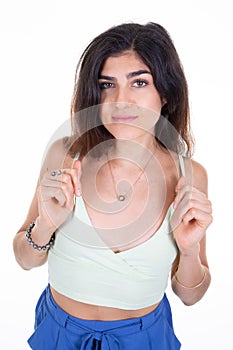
50, 287, 161, 320
13, 51, 212, 320
13, 138, 211, 320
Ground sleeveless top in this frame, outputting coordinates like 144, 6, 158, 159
48, 155, 185, 310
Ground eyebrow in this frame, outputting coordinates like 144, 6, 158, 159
98, 69, 151, 81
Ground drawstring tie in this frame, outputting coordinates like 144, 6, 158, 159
80, 331, 121, 350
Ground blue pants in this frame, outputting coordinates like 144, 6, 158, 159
28, 285, 181, 349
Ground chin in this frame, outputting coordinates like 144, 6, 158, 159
108, 126, 144, 140
108, 121, 152, 136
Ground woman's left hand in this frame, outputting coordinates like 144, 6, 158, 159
170, 177, 213, 255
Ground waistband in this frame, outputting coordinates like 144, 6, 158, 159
45, 285, 167, 337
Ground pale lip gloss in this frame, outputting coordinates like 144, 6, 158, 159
112, 115, 138, 123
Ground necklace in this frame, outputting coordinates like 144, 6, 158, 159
107, 152, 154, 202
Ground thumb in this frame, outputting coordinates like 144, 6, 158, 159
73, 159, 81, 170
175, 176, 186, 192
73, 159, 82, 196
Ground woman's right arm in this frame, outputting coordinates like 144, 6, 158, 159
13, 138, 81, 270
13, 189, 53, 270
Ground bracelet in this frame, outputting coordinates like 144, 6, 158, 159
26, 221, 55, 251
174, 268, 206, 289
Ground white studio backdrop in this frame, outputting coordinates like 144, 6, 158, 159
0, 0, 232, 349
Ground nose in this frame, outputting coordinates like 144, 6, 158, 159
113, 87, 133, 106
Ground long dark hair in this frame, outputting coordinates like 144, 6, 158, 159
68, 22, 194, 158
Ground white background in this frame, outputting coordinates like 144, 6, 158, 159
1, 0, 233, 349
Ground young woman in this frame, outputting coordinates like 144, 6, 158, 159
13, 22, 212, 349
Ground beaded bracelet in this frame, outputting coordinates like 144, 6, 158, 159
26, 221, 55, 251
174, 268, 206, 289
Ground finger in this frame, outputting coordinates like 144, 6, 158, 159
174, 185, 206, 209
174, 176, 188, 207
73, 159, 81, 171
182, 207, 213, 227
171, 196, 212, 229
175, 176, 186, 192
42, 175, 72, 189
175, 189, 211, 209
45, 166, 81, 197
72, 160, 82, 196
180, 196, 212, 218
39, 186, 67, 207
42, 172, 75, 201
39, 173, 75, 209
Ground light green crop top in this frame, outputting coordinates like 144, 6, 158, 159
48, 155, 185, 310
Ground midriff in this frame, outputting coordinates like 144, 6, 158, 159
50, 286, 160, 321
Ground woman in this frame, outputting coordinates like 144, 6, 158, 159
13, 22, 212, 349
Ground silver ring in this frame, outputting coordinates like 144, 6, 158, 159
50, 169, 62, 176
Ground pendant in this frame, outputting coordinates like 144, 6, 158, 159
118, 195, 125, 201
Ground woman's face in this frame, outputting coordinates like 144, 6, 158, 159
98, 51, 164, 141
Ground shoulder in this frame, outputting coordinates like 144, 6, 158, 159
39, 137, 75, 177
184, 157, 209, 195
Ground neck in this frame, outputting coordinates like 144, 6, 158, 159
108, 135, 157, 168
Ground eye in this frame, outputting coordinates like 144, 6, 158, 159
99, 82, 115, 90
132, 80, 148, 88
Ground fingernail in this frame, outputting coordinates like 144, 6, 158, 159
76, 189, 82, 196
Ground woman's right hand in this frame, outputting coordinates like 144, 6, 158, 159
36, 160, 82, 236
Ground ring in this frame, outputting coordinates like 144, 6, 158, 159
50, 169, 62, 176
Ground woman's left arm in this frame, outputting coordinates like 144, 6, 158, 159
171, 160, 213, 305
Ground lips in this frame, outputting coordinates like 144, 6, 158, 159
112, 115, 138, 123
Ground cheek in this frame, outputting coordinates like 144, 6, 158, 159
100, 90, 113, 104
100, 103, 112, 124
135, 108, 160, 132
147, 95, 163, 115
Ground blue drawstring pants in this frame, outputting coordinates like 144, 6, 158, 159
28, 285, 181, 349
